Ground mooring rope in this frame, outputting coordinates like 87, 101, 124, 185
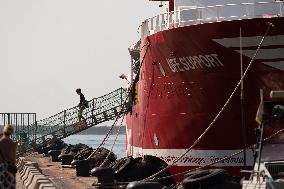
87, 38, 151, 160
142, 22, 274, 181
86, 100, 127, 160
157, 128, 284, 188
99, 114, 126, 167
91, 128, 284, 188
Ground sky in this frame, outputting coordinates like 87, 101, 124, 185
0, 0, 162, 120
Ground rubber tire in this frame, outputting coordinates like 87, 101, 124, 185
114, 156, 134, 178
76, 160, 90, 177
182, 169, 230, 189
143, 155, 168, 169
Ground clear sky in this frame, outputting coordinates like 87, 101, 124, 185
0, 0, 162, 119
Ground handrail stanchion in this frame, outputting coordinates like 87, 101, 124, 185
92, 99, 95, 125
34, 121, 38, 146
63, 110, 67, 137
280, 1, 283, 17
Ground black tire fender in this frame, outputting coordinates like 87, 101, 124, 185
115, 156, 134, 177
182, 169, 230, 189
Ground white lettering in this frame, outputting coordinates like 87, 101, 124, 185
199, 55, 212, 68
211, 54, 224, 66
167, 54, 224, 73
179, 57, 190, 71
166, 58, 177, 72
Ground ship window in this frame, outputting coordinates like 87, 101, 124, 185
157, 63, 166, 76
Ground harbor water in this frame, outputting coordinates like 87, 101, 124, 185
63, 134, 126, 158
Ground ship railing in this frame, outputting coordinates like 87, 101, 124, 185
141, 1, 284, 39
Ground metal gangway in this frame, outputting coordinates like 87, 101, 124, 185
0, 113, 37, 144
14, 87, 128, 153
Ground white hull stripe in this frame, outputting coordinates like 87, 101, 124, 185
263, 61, 284, 71
213, 35, 284, 71
213, 35, 284, 48
128, 146, 254, 167
236, 48, 284, 60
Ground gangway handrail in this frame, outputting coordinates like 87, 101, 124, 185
15, 87, 129, 153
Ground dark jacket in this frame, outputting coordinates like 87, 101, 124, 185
0, 136, 17, 163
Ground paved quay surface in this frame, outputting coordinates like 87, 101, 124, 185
18, 153, 96, 189
16, 174, 24, 189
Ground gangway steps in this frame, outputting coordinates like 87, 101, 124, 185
15, 88, 129, 153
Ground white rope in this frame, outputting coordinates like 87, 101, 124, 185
152, 128, 284, 184
99, 115, 125, 167
87, 39, 151, 160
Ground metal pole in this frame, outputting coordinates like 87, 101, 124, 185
130, 56, 134, 85
15, 114, 18, 140
13, 114, 16, 140
257, 121, 265, 179
120, 88, 123, 109
240, 27, 247, 167
35, 113, 37, 138
35, 121, 38, 145
4, 114, 6, 128
28, 114, 30, 141
92, 99, 95, 125
63, 110, 66, 137
280, 1, 283, 17
7, 113, 11, 125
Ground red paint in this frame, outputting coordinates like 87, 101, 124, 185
169, 0, 174, 12
126, 17, 284, 178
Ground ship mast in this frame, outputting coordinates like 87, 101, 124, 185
240, 27, 247, 167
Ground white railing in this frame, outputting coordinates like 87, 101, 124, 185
141, 1, 284, 39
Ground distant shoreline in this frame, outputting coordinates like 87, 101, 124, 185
0, 125, 126, 135
77, 126, 126, 135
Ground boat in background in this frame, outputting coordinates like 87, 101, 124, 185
242, 91, 284, 189
126, 0, 284, 180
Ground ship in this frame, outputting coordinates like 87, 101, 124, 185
125, 0, 284, 180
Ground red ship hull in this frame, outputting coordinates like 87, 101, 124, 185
126, 17, 284, 180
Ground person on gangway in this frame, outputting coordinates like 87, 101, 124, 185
76, 88, 89, 122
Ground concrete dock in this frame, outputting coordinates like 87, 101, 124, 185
17, 153, 97, 189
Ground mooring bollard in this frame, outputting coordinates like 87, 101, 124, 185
48, 150, 61, 162
72, 159, 90, 177
91, 167, 115, 188
59, 154, 74, 165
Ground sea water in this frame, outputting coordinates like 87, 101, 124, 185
63, 134, 126, 158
